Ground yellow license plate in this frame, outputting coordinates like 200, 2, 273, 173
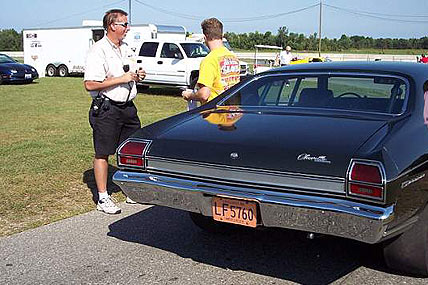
212, 197, 257, 227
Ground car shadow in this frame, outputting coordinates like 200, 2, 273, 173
0, 81, 39, 85
82, 164, 122, 204
107, 206, 390, 284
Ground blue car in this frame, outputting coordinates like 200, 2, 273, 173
0, 53, 38, 84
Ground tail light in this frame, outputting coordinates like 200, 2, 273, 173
117, 139, 151, 169
347, 159, 385, 202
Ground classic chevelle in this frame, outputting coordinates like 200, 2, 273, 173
113, 62, 428, 276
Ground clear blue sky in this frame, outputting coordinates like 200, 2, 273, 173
1, 0, 427, 38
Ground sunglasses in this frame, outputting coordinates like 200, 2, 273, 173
114, 22, 129, 28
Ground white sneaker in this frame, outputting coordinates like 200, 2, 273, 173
97, 196, 121, 214
126, 196, 137, 204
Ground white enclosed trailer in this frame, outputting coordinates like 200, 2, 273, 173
23, 23, 186, 77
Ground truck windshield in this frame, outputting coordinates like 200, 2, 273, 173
180, 43, 209, 58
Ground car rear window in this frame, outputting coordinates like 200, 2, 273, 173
222, 73, 409, 114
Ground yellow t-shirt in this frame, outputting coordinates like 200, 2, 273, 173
197, 46, 240, 103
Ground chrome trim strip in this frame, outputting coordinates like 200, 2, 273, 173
113, 171, 395, 244
146, 157, 345, 194
391, 159, 428, 183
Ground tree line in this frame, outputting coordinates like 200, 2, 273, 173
0, 29, 22, 51
225, 26, 428, 52
1, 27, 427, 52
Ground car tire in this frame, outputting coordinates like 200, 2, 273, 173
46, 65, 56, 77
58, 65, 69, 77
383, 203, 428, 276
189, 212, 240, 233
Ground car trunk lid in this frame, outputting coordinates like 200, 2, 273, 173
147, 109, 388, 178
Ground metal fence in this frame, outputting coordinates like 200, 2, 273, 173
1, 51, 418, 63
1, 51, 24, 58
235, 52, 418, 63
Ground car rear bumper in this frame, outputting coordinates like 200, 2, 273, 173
113, 171, 396, 244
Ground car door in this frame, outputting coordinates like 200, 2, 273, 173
136, 42, 160, 83
156, 42, 187, 85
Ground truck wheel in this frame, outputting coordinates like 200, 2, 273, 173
46, 65, 56, 77
383, 203, 428, 276
189, 76, 198, 90
189, 212, 239, 233
58, 65, 69, 77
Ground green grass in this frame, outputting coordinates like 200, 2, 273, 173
0, 77, 186, 236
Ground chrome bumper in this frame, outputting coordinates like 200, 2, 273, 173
113, 171, 395, 244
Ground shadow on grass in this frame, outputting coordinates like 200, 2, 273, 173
108, 206, 391, 284
83, 164, 121, 204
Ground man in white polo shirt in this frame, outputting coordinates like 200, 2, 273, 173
84, 9, 145, 214
280, 45, 293, 66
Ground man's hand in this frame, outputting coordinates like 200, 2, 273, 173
182, 89, 193, 101
137, 68, 146, 81
84, 71, 143, 91
181, 85, 211, 104
121, 71, 139, 83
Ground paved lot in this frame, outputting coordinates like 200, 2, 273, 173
0, 203, 426, 284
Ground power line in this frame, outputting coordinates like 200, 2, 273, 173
222, 4, 319, 22
32, 0, 428, 29
324, 4, 428, 23
134, 0, 319, 22
35, 0, 126, 27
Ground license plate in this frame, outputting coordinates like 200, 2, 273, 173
25, 74, 32, 79
212, 197, 257, 227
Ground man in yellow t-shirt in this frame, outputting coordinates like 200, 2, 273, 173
182, 18, 240, 105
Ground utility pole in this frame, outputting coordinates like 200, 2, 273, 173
129, 0, 132, 24
318, 0, 322, 57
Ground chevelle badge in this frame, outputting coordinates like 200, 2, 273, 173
297, 153, 331, 164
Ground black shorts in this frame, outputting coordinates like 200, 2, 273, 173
89, 101, 141, 156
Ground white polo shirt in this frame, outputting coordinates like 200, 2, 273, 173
84, 36, 137, 102
280, 50, 293, 65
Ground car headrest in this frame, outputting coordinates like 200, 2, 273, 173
298, 88, 332, 107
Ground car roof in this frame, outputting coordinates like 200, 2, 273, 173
263, 61, 428, 79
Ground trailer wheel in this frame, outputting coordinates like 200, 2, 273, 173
46, 65, 57, 77
58, 65, 69, 77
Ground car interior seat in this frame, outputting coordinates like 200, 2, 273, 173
297, 88, 333, 107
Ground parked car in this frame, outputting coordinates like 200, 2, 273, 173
113, 61, 428, 276
290, 56, 328, 65
0, 53, 38, 84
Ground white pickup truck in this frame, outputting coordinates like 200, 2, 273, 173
136, 39, 249, 89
